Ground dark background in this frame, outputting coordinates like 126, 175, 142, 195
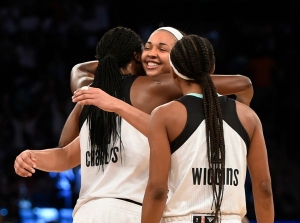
0, 0, 300, 222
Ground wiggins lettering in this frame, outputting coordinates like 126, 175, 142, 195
192, 167, 239, 186
85, 146, 119, 167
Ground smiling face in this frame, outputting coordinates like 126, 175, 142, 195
142, 30, 178, 77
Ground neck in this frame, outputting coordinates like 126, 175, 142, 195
181, 83, 203, 96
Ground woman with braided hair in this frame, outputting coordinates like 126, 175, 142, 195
141, 35, 274, 223
14, 26, 148, 223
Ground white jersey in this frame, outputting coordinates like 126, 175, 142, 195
73, 76, 149, 217
163, 95, 250, 220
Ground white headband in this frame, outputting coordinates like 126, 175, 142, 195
157, 27, 191, 80
156, 27, 183, 40
169, 55, 194, 81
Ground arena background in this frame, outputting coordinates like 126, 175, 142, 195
0, 0, 299, 222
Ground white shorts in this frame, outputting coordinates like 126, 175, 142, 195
73, 198, 142, 223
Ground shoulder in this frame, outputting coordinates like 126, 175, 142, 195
235, 101, 262, 138
150, 100, 185, 123
152, 100, 183, 113
236, 101, 260, 121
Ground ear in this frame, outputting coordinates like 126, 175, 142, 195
170, 67, 177, 80
171, 68, 181, 88
134, 52, 141, 62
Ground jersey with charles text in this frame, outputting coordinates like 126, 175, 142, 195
73, 75, 149, 216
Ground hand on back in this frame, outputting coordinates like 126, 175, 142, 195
72, 86, 120, 113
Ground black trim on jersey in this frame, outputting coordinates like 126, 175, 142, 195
123, 75, 139, 106
79, 105, 90, 131
170, 95, 250, 154
116, 198, 142, 206
219, 96, 250, 149
170, 96, 204, 154
78, 75, 139, 130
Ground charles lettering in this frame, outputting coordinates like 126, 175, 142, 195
85, 146, 119, 167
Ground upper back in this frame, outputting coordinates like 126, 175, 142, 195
169, 95, 251, 153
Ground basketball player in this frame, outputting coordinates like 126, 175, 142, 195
15, 26, 147, 223
141, 34, 274, 223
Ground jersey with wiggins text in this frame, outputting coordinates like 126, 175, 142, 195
164, 95, 250, 219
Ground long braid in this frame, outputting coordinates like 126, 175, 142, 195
87, 26, 143, 171
170, 34, 225, 222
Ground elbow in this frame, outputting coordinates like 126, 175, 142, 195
235, 75, 254, 106
254, 180, 273, 200
260, 181, 273, 198
236, 74, 253, 88
153, 188, 168, 201
148, 184, 168, 201
243, 75, 253, 87
244, 75, 254, 95
246, 78, 254, 95
70, 64, 80, 92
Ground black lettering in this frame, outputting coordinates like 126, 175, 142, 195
203, 168, 207, 185
111, 147, 119, 163
84, 146, 123, 167
233, 169, 239, 186
95, 150, 100, 166
86, 151, 90, 167
226, 168, 233, 185
192, 168, 202, 185
90, 150, 95, 166
191, 167, 240, 186
105, 151, 110, 164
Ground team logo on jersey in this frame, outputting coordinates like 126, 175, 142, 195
191, 214, 215, 223
206, 216, 215, 222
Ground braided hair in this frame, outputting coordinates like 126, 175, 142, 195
87, 26, 143, 170
170, 34, 225, 222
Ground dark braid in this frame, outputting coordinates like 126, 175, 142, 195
170, 35, 225, 222
87, 26, 143, 171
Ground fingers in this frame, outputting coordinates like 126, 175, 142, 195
14, 152, 37, 177
73, 85, 92, 95
72, 94, 92, 104
71, 87, 116, 112
72, 87, 95, 104
81, 86, 89, 91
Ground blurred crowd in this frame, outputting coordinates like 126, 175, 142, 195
0, 0, 300, 222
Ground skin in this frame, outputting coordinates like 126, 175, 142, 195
141, 62, 274, 222
14, 29, 254, 223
